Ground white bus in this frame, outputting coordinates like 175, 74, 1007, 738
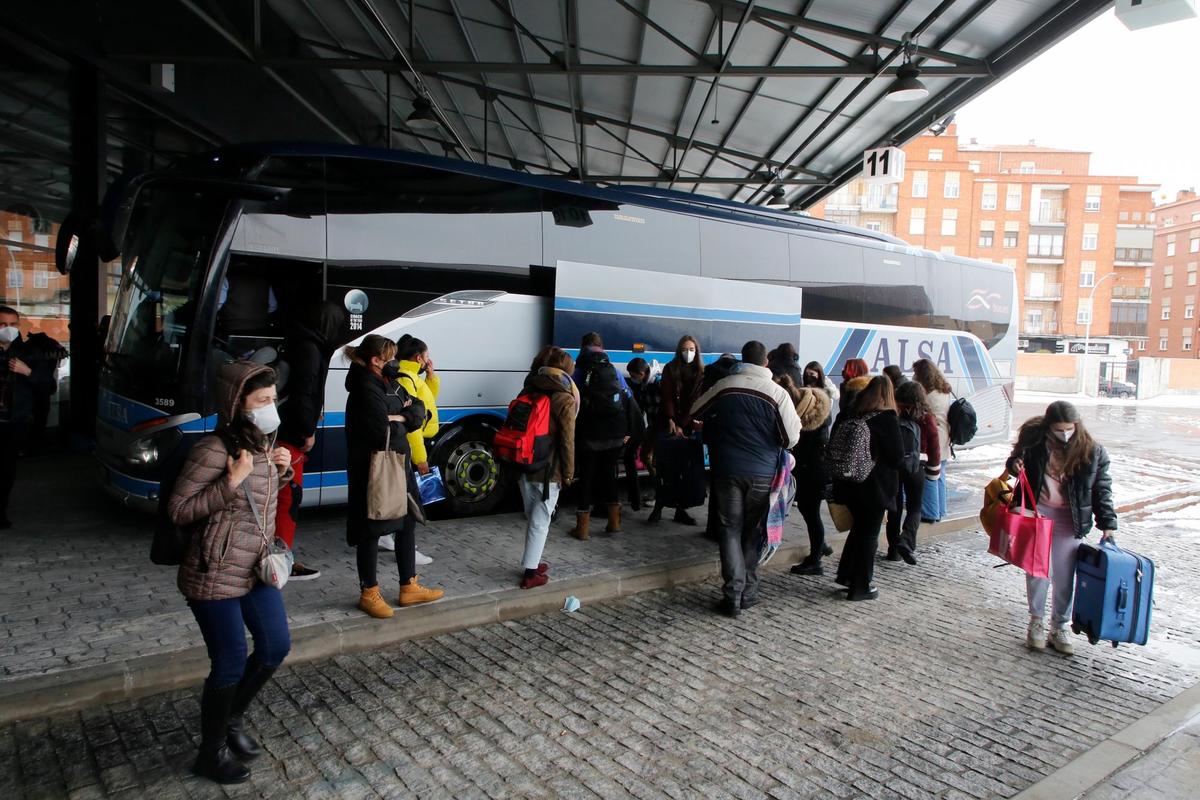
93, 144, 1016, 515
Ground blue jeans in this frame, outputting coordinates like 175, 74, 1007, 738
189, 583, 291, 688
921, 461, 948, 521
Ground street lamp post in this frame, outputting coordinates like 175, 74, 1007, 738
1082, 272, 1117, 396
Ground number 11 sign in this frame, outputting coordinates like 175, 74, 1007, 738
862, 146, 905, 185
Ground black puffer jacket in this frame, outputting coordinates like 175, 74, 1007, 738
279, 302, 344, 446
1006, 434, 1117, 538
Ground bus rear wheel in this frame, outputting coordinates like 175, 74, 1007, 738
430, 423, 508, 517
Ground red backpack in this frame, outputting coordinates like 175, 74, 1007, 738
493, 391, 554, 472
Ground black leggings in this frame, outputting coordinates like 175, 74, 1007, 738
796, 490, 825, 561
576, 446, 621, 511
836, 506, 886, 595
356, 515, 416, 589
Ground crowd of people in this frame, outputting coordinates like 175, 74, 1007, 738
164, 326, 1118, 784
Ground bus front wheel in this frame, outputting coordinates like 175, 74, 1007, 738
430, 423, 508, 517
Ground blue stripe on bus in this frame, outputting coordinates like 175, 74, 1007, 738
858, 329, 879, 361
824, 328, 853, 375
826, 328, 869, 378
102, 466, 158, 498
316, 407, 507, 430
555, 296, 802, 325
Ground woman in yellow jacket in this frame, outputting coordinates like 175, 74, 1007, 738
378, 334, 440, 565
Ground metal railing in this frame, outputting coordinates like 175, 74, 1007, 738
1024, 282, 1063, 299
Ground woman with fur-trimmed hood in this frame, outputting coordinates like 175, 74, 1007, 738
776, 378, 836, 576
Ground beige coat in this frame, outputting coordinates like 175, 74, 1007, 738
171, 361, 291, 601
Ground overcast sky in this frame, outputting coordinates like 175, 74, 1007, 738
953, 8, 1200, 202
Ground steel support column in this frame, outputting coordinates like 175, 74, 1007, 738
67, 64, 105, 437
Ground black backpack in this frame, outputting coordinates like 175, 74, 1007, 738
948, 396, 978, 449
580, 354, 623, 418
898, 417, 922, 477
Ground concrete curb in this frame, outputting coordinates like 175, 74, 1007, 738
1011, 681, 1200, 800
0, 483, 1187, 724
1, 515, 981, 723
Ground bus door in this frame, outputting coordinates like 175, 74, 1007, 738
552, 260, 804, 368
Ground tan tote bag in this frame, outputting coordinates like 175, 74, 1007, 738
367, 427, 408, 521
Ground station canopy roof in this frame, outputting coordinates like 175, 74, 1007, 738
2, 0, 1112, 222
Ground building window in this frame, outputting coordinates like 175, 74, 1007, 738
941, 209, 957, 236
909, 208, 925, 235
1076, 298, 1092, 325
1160, 337, 1169, 351
1080, 270, 1095, 288
1189, 263, 1198, 286
33, 270, 49, 289
1003, 231, 1018, 248
981, 184, 997, 210
1005, 184, 1021, 211
865, 221, 882, 232
1186, 304, 1195, 320
940, 245, 956, 255
1019, 161, 1035, 174
928, 149, 943, 161
979, 230, 994, 248
943, 171, 960, 199
1084, 186, 1101, 212
1167, 242, 1176, 257
1161, 306, 1171, 320
968, 160, 981, 173
1138, 340, 1146, 351
1028, 233, 1063, 257
1082, 233, 1098, 251
6, 270, 22, 289
911, 171, 928, 198
1191, 237, 1199, 253
1186, 338, 1194, 352
1165, 265, 1174, 289
1132, 211, 1143, 221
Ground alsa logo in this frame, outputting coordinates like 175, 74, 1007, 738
967, 289, 1011, 315
869, 337, 953, 375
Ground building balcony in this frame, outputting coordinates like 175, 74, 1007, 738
1022, 322, 1059, 335
1113, 248, 1154, 267
860, 199, 898, 213
1109, 323, 1148, 338
1030, 208, 1067, 225
1024, 283, 1063, 301
1112, 287, 1151, 301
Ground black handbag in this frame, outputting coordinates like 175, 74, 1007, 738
150, 515, 192, 566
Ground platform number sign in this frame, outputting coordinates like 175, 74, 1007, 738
862, 146, 905, 185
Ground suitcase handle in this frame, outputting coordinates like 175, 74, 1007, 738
1116, 584, 1129, 613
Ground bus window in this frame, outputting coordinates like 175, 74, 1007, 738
788, 232, 865, 323
862, 248, 933, 329
699, 218, 788, 282
105, 186, 229, 405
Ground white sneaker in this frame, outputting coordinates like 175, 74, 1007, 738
377, 534, 395, 551
1027, 617, 1047, 650
1048, 627, 1074, 655
415, 550, 433, 566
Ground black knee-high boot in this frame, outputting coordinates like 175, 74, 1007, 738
193, 682, 250, 784
227, 656, 278, 760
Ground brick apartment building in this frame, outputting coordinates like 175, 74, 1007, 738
1148, 190, 1200, 359
809, 126, 1158, 358
1, 210, 68, 342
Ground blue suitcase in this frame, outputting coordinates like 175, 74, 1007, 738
1072, 539, 1154, 647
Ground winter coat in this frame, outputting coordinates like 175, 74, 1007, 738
0, 336, 59, 426
831, 409, 904, 513
837, 375, 872, 416
691, 363, 802, 479
791, 387, 833, 500
1005, 431, 1117, 538
661, 359, 705, 432
396, 359, 439, 466
926, 389, 953, 463
574, 348, 638, 450
768, 354, 803, 387
278, 308, 342, 446
171, 361, 293, 602
345, 361, 421, 544
522, 367, 578, 486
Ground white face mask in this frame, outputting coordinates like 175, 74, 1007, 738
1052, 429, 1074, 444
682, 349, 696, 364
245, 403, 281, 435
0, 326, 18, 344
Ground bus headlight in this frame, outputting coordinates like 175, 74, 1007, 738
125, 426, 182, 469
127, 439, 159, 466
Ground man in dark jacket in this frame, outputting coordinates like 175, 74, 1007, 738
275, 300, 346, 579
692, 341, 801, 617
0, 306, 57, 528
767, 343, 804, 386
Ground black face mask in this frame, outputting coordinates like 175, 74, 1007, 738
382, 359, 401, 380
804, 373, 819, 386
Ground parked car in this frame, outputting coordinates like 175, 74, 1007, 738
1098, 379, 1135, 398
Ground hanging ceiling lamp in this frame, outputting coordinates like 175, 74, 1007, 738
406, 96, 441, 131
885, 36, 929, 103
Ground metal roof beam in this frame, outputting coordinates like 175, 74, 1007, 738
585, 174, 826, 184
445, 0, 519, 162
613, 0, 707, 62
500, 0, 555, 170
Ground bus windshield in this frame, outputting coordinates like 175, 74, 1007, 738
105, 185, 229, 402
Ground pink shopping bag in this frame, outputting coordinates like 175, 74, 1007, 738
988, 470, 1052, 578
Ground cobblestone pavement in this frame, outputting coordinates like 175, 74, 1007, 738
1, 452, 986, 682
1080, 716, 1200, 800
3, 492, 1199, 799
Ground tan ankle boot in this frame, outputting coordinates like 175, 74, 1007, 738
605, 503, 622, 533
568, 511, 591, 540
358, 585, 394, 619
398, 577, 444, 606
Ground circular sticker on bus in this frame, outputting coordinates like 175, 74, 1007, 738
343, 289, 369, 315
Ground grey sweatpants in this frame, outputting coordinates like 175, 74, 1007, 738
1025, 504, 1081, 628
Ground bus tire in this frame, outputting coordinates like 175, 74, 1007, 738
429, 422, 509, 517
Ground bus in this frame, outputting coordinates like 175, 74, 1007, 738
93, 143, 1016, 516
